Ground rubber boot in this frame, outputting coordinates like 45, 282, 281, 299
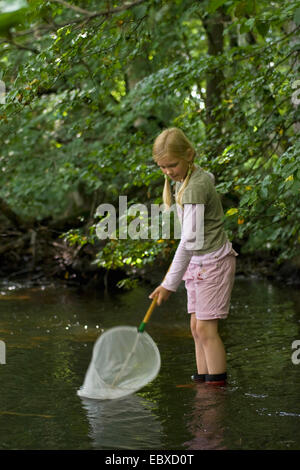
191, 373, 206, 383
205, 372, 227, 386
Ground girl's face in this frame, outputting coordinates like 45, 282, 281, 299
157, 155, 192, 182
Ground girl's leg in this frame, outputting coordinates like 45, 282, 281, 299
190, 313, 208, 374
195, 319, 226, 374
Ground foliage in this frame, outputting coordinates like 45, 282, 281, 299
0, 0, 299, 281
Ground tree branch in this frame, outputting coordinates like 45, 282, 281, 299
3, 37, 39, 54
47, 0, 147, 19
47, 0, 96, 16
0, 196, 25, 229
7, 0, 147, 45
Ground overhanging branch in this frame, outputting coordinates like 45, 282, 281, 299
47, 0, 148, 19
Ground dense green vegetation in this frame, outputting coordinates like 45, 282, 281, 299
0, 0, 299, 286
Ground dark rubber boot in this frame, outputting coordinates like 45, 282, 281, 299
191, 373, 206, 383
205, 372, 227, 385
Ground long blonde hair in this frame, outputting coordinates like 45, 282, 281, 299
152, 128, 196, 208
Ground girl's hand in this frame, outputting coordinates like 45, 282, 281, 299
149, 285, 172, 306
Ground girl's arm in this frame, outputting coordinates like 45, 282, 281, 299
149, 204, 203, 304
161, 203, 203, 291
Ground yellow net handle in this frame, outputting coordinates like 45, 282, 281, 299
138, 264, 171, 333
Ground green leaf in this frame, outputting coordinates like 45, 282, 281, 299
240, 18, 255, 34
0, 0, 27, 13
255, 20, 270, 37
234, 0, 256, 18
0, 0, 28, 36
294, 7, 300, 25
207, 0, 228, 14
234, 1, 247, 18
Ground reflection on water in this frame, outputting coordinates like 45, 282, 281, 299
0, 277, 299, 450
184, 385, 227, 450
80, 395, 162, 449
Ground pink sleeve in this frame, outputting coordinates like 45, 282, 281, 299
161, 204, 204, 292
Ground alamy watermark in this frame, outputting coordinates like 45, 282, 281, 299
0, 80, 5, 104
291, 80, 300, 107
95, 196, 204, 249
291, 340, 300, 365
0, 340, 6, 364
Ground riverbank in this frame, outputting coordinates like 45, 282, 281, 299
0, 236, 299, 290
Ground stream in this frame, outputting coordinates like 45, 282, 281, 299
0, 276, 299, 450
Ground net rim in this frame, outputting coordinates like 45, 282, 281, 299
77, 326, 161, 400
92, 326, 160, 360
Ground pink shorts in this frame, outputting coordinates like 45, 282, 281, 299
182, 251, 237, 320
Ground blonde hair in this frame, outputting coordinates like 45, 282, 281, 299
152, 128, 196, 208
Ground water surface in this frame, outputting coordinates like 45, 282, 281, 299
0, 276, 299, 450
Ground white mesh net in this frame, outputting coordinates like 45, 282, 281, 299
77, 326, 161, 400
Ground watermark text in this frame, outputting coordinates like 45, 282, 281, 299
291, 340, 300, 365
291, 80, 300, 106
0, 80, 5, 104
95, 196, 204, 250
0, 340, 6, 364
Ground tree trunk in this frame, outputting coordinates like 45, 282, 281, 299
202, 11, 225, 128
0, 196, 25, 229
288, 20, 300, 135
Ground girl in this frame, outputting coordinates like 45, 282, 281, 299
149, 128, 237, 386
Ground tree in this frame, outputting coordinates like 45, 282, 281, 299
0, 0, 299, 283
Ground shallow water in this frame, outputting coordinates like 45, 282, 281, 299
0, 276, 299, 450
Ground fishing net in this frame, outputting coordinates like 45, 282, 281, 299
77, 326, 161, 400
